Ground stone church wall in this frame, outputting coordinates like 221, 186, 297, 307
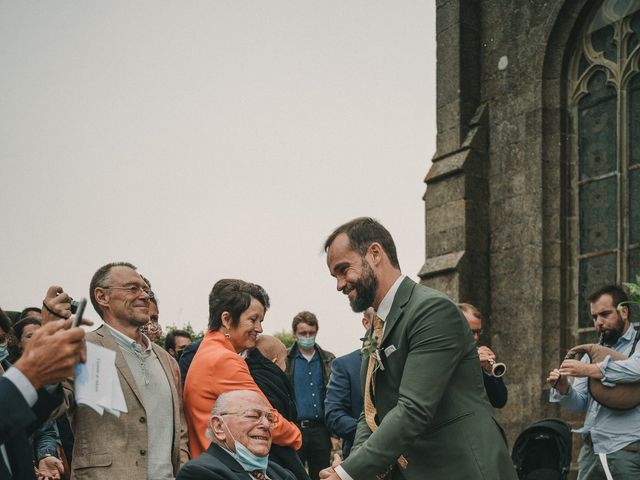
421, 1, 598, 462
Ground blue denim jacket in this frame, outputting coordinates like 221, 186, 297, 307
32, 420, 61, 461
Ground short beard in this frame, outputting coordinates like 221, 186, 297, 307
349, 260, 378, 313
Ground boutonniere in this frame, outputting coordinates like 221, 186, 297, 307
360, 331, 380, 359
361, 333, 385, 372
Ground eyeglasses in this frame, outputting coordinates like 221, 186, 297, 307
219, 408, 278, 427
104, 285, 155, 299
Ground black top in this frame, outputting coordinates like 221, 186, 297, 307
483, 371, 508, 408
179, 337, 202, 385
245, 349, 297, 421
0, 375, 63, 479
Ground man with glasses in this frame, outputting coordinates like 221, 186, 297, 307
177, 390, 296, 480
139, 276, 165, 344
459, 303, 508, 408
60, 261, 189, 480
285, 311, 335, 480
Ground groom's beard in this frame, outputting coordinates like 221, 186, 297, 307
348, 260, 378, 313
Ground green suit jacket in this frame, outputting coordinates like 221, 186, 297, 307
341, 277, 516, 480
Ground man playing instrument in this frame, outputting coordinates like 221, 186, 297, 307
459, 303, 508, 408
547, 285, 640, 480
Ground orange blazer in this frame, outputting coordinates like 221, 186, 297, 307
183, 330, 302, 457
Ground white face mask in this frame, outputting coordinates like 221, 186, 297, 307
297, 336, 316, 349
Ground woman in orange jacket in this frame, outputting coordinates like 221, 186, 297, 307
183, 279, 302, 457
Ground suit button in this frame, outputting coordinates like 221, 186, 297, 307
140, 449, 146, 456
139, 417, 146, 423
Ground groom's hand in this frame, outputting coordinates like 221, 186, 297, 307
319, 467, 341, 480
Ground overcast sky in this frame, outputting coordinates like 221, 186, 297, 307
0, 1, 436, 356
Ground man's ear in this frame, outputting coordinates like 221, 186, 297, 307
94, 288, 110, 311
367, 242, 383, 266
210, 416, 227, 442
620, 305, 630, 322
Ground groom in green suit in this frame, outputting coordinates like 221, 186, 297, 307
320, 217, 516, 480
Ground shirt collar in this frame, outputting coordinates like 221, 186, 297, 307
105, 323, 152, 353
295, 347, 316, 360
617, 323, 636, 346
375, 275, 405, 321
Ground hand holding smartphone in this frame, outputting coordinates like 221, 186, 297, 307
71, 298, 87, 328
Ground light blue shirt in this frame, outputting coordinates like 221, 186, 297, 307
549, 324, 640, 454
104, 323, 152, 353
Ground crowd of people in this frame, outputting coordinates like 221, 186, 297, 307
1, 216, 637, 480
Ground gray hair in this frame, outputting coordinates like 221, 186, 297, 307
205, 390, 258, 439
89, 261, 137, 318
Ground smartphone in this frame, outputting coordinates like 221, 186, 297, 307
72, 298, 87, 328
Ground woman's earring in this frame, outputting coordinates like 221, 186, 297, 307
224, 332, 230, 338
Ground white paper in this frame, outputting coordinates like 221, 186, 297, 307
74, 341, 128, 416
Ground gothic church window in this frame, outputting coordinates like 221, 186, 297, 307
570, 1, 640, 339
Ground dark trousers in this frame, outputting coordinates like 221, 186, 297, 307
578, 441, 640, 480
297, 421, 331, 480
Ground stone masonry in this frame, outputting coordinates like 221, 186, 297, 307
421, 1, 600, 472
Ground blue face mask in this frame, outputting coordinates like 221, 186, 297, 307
0, 344, 8, 363
231, 440, 269, 473
297, 336, 316, 349
220, 418, 269, 473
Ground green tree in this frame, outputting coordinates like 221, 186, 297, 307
273, 329, 295, 349
156, 323, 205, 348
